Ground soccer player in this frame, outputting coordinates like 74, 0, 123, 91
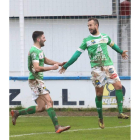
11, 31, 71, 133
59, 18, 129, 129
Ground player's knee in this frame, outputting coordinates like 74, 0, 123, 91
47, 100, 53, 108
96, 88, 103, 96
96, 89, 103, 96
50, 100, 53, 107
115, 84, 122, 90
96, 92, 103, 96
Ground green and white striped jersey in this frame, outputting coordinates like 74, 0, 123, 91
28, 46, 45, 80
78, 33, 115, 67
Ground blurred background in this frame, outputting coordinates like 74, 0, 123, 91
9, 0, 131, 108
9, 0, 131, 77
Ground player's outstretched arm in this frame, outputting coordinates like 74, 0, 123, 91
59, 51, 82, 74
109, 43, 128, 59
44, 57, 66, 66
33, 62, 59, 72
111, 44, 128, 60
111, 44, 123, 54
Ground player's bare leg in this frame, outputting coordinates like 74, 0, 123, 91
113, 81, 129, 119
42, 94, 71, 133
36, 96, 46, 112
95, 86, 104, 129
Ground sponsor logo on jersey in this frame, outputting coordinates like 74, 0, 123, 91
92, 44, 107, 63
102, 84, 125, 105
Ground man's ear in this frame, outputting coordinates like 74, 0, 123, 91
37, 38, 40, 42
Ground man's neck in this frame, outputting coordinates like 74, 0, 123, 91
92, 31, 100, 36
34, 43, 41, 49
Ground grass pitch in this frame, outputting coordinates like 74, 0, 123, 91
10, 116, 130, 140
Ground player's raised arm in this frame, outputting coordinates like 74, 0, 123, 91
59, 50, 82, 74
59, 39, 87, 74
107, 36, 128, 60
111, 44, 128, 60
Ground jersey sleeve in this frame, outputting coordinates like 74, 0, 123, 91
30, 51, 39, 63
43, 52, 45, 58
77, 38, 87, 53
63, 51, 82, 69
107, 36, 115, 47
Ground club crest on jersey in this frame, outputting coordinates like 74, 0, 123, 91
99, 38, 108, 43
91, 40, 96, 44
39, 52, 44, 59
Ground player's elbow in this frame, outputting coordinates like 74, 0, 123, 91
34, 67, 41, 72
34, 66, 45, 72
34, 68, 40, 72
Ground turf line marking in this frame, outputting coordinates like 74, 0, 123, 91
10, 125, 130, 137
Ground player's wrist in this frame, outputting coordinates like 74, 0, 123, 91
63, 65, 67, 70
120, 50, 123, 55
44, 67, 53, 71
50, 66, 56, 70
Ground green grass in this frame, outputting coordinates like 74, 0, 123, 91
10, 116, 130, 140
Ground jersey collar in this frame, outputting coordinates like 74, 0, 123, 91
33, 45, 42, 50
90, 33, 101, 37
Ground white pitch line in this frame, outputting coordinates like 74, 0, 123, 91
10, 125, 130, 138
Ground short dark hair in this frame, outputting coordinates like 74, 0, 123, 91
88, 18, 99, 27
32, 31, 44, 42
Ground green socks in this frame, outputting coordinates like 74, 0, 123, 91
18, 106, 36, 115
115, 89, 123, 113
18, 106, 59, 127
47, 108, 59, 126
95, 96, 103, 119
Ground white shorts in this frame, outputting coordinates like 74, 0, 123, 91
91, 66, 120, 88
29, 79, 50, 101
